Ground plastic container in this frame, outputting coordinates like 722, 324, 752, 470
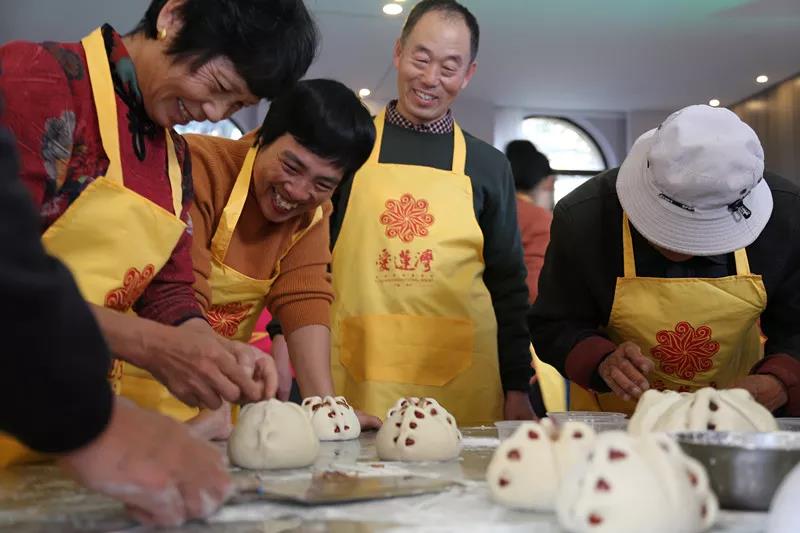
494, 420, 524, 440
777, 418, 800, 432
494, 412, 629, 440
546, 411, 628, 432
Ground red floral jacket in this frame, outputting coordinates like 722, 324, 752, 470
0, 25, 202, 325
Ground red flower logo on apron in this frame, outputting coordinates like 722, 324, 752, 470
379, 193, 434, 243
651, 321, 720, 380
103, 265, 156, 388
651, 379, 718, 393
104, 265, 157, 312
207, 302, 254, 338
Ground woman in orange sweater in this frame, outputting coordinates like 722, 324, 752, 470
185, 80, 377, 435
506, 140, 555, 416
505, 140, 554, 303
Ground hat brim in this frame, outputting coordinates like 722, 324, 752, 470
616, 130, 773, 256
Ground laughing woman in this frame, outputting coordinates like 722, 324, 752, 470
186, 79, 379, 431
0, 0, 317, 463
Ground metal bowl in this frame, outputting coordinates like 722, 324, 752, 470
673, 431, 800, 511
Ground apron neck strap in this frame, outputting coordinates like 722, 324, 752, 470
82, 28, 183, 216
623, 212, 753, 277
621, 213, 637, 278
451, 122, 467, 175
366, 111, 386, 166
82, 28, 122, 183
211, 145, 258, 259
369, 109, 467, 174
165, 133, 183, 217
268, 205, 325, 281
733, 247, 752, 275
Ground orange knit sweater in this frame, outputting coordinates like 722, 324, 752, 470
516, 194, 552, 303
186, 132, 333, 335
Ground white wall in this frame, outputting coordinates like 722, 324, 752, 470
450, 96, 496, 144
625, 109, 674, 150
231, 101, 270, 133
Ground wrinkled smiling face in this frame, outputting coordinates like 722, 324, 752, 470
135, 0, 259, 128
393, 11, 477, 125
144, 54, 259, 128
252, 134, 343, 223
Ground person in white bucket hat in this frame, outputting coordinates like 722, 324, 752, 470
529, 104, 800, 416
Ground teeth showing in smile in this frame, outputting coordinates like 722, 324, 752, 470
273, 188, 298, 211
415, 90, 435, 102
178, 98, 192, 123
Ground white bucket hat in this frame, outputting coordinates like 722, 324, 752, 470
617, 105, 772, 256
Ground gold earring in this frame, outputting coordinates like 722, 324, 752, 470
157, 27, 168, 41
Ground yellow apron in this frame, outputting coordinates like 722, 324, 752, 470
330, 111, 504, 425
531, 345, 568, 413
570, 213, 767, 414
205, 147, 323, 342
0, 28, 186, 466
125, 146, 323, 420
515, 192, 567, 412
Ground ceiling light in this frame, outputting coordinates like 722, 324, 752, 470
709, 99, 720, 107
756, 75, 769, 84
358, 88, 371, 98
383, 3, 403, 16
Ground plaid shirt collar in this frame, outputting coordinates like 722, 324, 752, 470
384, 100, 454, 134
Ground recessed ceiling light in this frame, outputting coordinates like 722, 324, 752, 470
709, 99, 720, 107
756, 75, 769, 84
358, 88, 371, 98
383, 3, 403, 15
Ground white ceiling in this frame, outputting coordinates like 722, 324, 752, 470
1, 0, 798, 112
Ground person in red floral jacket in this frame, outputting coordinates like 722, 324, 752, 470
0, 0, 317, 442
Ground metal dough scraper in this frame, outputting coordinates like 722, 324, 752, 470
230, 471, 458, 505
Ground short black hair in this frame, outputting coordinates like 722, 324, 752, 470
256, 79, 376, 182
133, 0, 318, 100
401, 0, 480, 63
506, 140, 553, 191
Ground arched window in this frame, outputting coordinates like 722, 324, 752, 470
521, 116, 607, 205
174, 118, 244, 140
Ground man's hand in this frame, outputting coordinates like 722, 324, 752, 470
503, 390, 537, 420
141, 318, 271, 410
598, 341, 654, 402
356, 410, 383, 430
730, 374, 788, 412
58, 398, 232, 527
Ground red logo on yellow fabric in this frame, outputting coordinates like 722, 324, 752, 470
651, 321, 720, 380
207, 302, 254, 338
376, 248, 434, 273
379, 193, 434, 243
104, 265, 156, 312
651, 379, 718, 393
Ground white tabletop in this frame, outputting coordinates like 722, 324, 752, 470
0, 428, 769, 532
